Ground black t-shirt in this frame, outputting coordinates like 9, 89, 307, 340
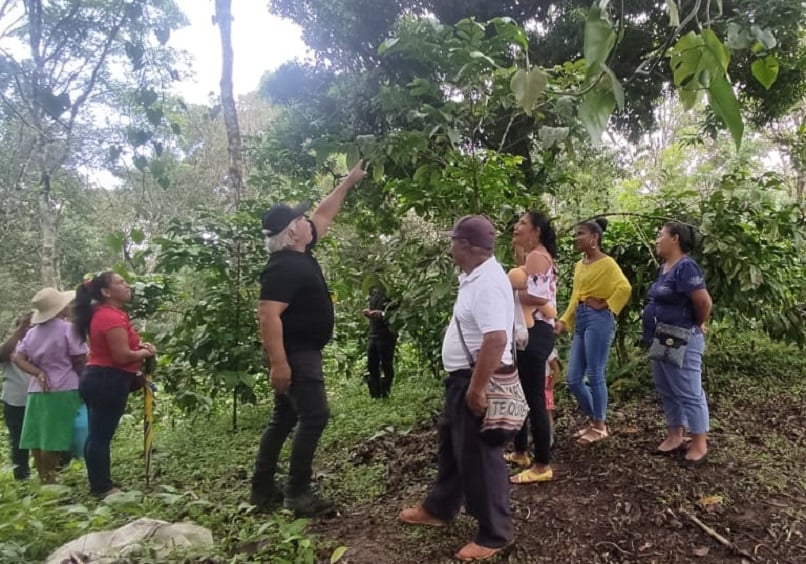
368, 289, 395, 340
259, 230, 334, 352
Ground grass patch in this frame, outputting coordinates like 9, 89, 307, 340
0, 367, 442, 562
2, 335, 805, 562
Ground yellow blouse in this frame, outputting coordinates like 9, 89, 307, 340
559, 256, 632, 330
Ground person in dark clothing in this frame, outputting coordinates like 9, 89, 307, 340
250, 160, 366, 517
362, 286, 397, 398
1, 313, 33, 480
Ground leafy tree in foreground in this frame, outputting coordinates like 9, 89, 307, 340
0, 0, 186, 286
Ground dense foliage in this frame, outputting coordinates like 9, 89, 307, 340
0, 1, 804, 562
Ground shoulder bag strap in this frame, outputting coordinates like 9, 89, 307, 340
454, 318, 476, 368
457, 317, 519, 371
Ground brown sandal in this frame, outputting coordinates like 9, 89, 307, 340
576, 427, 608, 444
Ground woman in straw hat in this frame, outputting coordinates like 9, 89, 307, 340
12, 288, 87, 483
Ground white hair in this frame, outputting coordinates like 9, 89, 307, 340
263, 225, 294, 253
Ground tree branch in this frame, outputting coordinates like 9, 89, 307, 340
67, 8, 127, 130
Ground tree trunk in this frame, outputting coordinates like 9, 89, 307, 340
38, 172, 60, 288
214, 0, 244, 210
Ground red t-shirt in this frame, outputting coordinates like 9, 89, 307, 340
87, 304, 142, 374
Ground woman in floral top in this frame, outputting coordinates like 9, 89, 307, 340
506, 212, 558, 485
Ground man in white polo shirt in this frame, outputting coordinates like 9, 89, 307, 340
399, 215, 515, 562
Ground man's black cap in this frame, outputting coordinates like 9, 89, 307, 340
261, 201, 311, 236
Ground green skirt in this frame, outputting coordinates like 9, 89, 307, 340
20, 391, 81, 452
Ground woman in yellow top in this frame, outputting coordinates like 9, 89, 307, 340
555, 218, 631, 444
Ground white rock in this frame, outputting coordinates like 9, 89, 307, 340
46, 517, 213, 564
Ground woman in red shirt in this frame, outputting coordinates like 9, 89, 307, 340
75, 272, 156, 497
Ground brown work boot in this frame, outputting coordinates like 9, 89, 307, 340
398, 505, 446, 526
455, 541, 511, 561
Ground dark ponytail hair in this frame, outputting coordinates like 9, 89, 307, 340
664, 221, 697, 254
582, 216, 608, 245
527, 211, 558, 257
74, 271, 116, 342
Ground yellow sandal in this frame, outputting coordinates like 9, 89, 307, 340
503, 452, 532, 468
510, 467, 553, 484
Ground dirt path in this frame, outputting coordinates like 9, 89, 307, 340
311, 387, 806, 563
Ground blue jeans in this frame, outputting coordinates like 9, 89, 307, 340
653, 332, 709, 434
79, 366, 133, 495
566, 304, 616, 422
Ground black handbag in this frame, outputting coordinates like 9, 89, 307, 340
648, 321, 691, 368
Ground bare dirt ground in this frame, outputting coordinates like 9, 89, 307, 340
310, 380, 806, 563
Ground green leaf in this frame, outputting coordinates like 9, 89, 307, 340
124, 2, 144, 20
146, 107, 164, 127
108, 145, 122, 162
346, 144, 361, 168
127, 128, 152, 148
749, 265, 764, 287
713, 0, 723, 16
678, 87, 701, 110
750, 25, 777, 50
510, 68, 548, 113
601, 64, 624, 110
579, 86, 615, 144
39, 484, 71, 497
726, 23, 751, 50
372, 161, 385, 182
583, 5, 616, 79
701, 29, 729, 72
665, 0, 680, 27
538, 126, 570, 148
154, 27, 171, 45
669, 32, 704, 87
751, 55, 779, 89
133, 155, 148, 172
105, 232, 126, 253
708, 74, 744, 149
378, 37, 399, 55
468, 51, 496, 66
331, 546, 349, 564
130, 229, 146, 245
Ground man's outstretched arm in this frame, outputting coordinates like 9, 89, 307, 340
310, 160, 367, 238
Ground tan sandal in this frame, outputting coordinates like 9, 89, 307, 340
576, 427, 608, 444
573, 424, 592, 438
510, 467, 553, 484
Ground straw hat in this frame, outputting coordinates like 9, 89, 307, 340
30, 287, 76, 325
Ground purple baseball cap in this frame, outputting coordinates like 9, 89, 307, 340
443, 215, 496, 250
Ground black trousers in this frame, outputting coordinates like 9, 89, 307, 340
423, 371, 513, 548
367, 336, 396, 398
3, 401, 29, 480
514, 321, 555, 465
252, 350, 330, 497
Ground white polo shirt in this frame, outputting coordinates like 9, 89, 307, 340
442, 256, 515, 372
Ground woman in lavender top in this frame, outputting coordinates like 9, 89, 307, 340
12, 288, 87, 483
